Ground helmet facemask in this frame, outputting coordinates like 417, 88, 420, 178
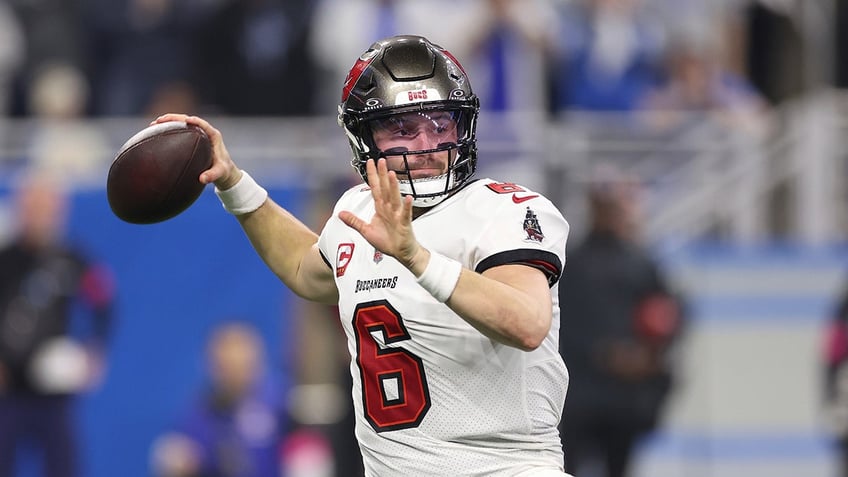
344, 104, 478, 207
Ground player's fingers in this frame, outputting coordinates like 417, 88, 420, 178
386, 170, 402, 208
150, 113, 189, 125
184, 116, 223, 144
366, 159, 382, 198
150, 115, 224, 153
151, 114, 222, 143
376, 159, 394, 204
338, 210, 365, 234
402, 193, 413, 218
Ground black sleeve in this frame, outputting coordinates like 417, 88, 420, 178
475, 248, 563, 286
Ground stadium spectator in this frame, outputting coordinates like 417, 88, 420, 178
153, 35, 572, 475
188, 0, 317, 116
551, 0, 666, 112
0, 3, 24, 117
150, 321, 285, 477
0, 169, 115, 477
6, 0, 87, 116
558, 169, 684, 477
744, 0, 804, 103
837, 0, 848, 90
307, 0, 472, 114
83, 0, 203, 116
285, 180, 369, 477
288, 280, 363, 475
643, 30, 767, 134
821, 280, 848, 477
25, 61, 112, 182
454, 0, 560, 176
459, 0, 559, 114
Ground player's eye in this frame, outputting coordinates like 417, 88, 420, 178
382, 147, 408, 155
377, 119, 412, 137
429, 114, 457, 134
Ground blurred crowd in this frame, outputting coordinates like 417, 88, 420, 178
0, 0, 840, 122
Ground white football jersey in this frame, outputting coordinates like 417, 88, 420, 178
317, 178, 570, 476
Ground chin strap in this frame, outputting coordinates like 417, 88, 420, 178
402, 171, 455, 207
410, 194, 448, 208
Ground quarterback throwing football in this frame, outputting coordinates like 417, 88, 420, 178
154, 35, 572, 477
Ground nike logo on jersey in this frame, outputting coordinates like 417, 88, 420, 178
512, 194, 539, 204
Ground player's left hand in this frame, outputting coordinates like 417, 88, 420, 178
338, 158, 428, 272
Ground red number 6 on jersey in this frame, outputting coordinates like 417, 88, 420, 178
353, 300, 431, 432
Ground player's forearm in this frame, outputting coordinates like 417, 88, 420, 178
237, 200, 336, 303
447, 268, 552, 351
401, 247, 552, 351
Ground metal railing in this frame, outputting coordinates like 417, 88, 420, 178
1, 90, 846, 245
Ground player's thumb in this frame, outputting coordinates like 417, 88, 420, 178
199, 163, 231, 186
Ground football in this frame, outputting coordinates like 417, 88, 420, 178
107, 121, 212, 224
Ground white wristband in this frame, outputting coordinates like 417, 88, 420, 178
416, 251, 462, 303
214, 171, 268, 215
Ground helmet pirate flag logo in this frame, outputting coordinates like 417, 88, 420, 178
523, 207, 544, 243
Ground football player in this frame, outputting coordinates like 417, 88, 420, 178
154, 35, 571, 476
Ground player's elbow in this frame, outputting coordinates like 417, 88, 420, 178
514, 330, 546, 351
511, 312, 551, 351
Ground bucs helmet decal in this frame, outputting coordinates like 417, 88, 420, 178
342, 49, 380, 103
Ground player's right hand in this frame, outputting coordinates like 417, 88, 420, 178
151, 113, 242, 191
338, 158, 429, 275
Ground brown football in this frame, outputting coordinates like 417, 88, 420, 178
107, 121, 212, 224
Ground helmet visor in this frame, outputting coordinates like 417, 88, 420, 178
367, 109, 466, 157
